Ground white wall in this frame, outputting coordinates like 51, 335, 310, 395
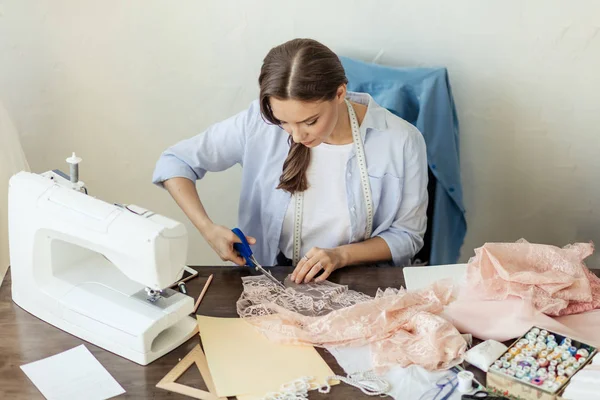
1, 1, 600, 267
0, 100, 29, 285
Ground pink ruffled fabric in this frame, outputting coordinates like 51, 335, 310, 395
237, 276, 466, 371
463, 240, 600, 316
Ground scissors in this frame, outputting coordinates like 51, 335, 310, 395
419, 374, 458, 400
231, 228, 286, 290
461, 390, 510, 400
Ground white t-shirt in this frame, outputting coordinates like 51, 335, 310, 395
279, 142, 354, 260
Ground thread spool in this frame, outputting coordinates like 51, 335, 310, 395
568, 347, 577, 356
457, 371, 474, 393
577, 349, 590, 358
66, 152, 82, 184
516, 370, 525, 379
524, 350, 534, 358
556, 376, 568, 384
531, 377, 544, 386
514, 354, 525, 362
536, 342, 547, 350
568, 356, 577, 365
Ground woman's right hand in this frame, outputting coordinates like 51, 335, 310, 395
201, 223, 256, 266
162, 178, 256, 266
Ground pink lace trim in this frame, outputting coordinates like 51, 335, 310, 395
237, 276, 466, 371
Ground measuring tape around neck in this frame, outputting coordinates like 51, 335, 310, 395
292, 99, 374, 265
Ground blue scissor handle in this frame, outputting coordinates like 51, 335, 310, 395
232, 228, 254, 267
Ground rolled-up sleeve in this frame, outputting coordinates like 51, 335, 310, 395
152, 100, 260, 187
377, 129, 428, 266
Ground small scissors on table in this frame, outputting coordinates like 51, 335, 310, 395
419, 374, 458, 400
462, 390, 510, 400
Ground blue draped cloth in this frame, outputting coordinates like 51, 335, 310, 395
340, 56, 466, 264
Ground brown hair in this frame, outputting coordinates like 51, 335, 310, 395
258, 38, 348, 193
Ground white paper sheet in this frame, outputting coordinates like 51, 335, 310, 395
403, 264, 468, 290
20, 345, 125, 400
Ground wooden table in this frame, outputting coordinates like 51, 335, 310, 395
0, 265, 477, 399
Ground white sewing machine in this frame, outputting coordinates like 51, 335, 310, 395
8, 166, 197, 365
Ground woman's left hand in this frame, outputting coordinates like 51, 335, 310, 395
291, 247, 346, 284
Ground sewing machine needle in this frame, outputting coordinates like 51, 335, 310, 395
250, 255, 286, 290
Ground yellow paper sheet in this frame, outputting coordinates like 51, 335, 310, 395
196, 316, 336, 398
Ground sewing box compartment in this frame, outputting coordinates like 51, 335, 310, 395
486, 326, 596, 400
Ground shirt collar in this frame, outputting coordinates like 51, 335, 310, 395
346, 91, 388, 136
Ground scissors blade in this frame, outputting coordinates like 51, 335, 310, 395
250, 255, 286, 289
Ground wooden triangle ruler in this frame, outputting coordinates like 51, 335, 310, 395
156, 344, 226, 400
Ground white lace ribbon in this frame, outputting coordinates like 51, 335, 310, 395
261, 371, 390, 399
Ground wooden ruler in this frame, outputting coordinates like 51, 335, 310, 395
156, 344, 226, 400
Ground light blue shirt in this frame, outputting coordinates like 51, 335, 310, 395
152, 92, 428, 267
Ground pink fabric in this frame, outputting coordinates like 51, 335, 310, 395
237, 276, 467, 371
444, 240, 600, 347
236, 240, 600, 372
443, 298, 600, 348
463, 240, 600, 316
554, 310, 600, 347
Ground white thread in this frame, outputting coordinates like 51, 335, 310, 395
261, 371, 389, 399
261, 376, 313, 400
319, 371, 390, 396
457, 370, 474, 393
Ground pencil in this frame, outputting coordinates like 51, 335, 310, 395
192, 274, 213, 313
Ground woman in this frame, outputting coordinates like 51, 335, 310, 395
152, 38, 428, 284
